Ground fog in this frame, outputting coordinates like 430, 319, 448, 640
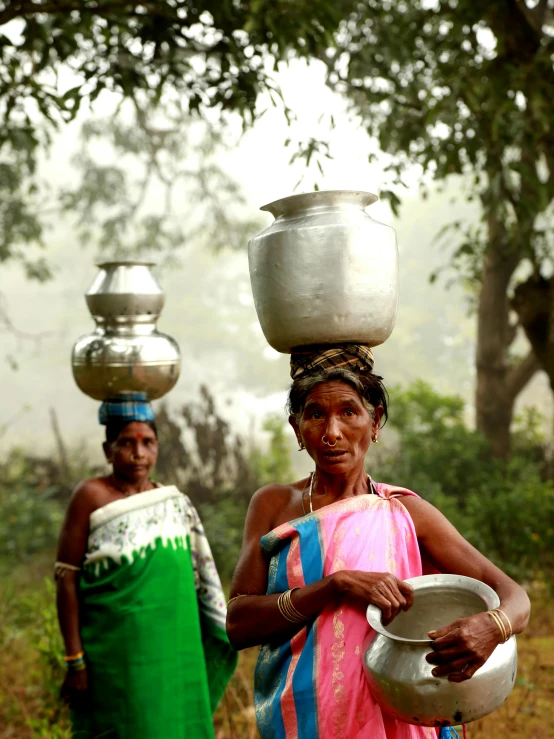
1, 59, 550, 456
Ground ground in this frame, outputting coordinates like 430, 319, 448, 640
0, 559, 552, 738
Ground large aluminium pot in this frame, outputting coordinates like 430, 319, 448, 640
363, 574, 517, 728
71, 261, 180, 400
248, 190, 398, 353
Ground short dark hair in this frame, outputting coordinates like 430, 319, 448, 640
105, 420, 158, 444
287, 367, 388, 426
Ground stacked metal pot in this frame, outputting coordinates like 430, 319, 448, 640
71, 261, 180, 402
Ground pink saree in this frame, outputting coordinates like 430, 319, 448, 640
254, 482, 437, 739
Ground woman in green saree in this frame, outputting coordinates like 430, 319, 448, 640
55, 393, 236, 739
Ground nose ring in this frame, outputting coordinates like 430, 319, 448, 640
322, 437, 338, 447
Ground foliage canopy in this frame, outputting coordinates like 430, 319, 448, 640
0, 0, 354, 273
326, 0, 554, 455
331, 0, 554, 271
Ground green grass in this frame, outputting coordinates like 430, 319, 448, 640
1, 559, 552, 739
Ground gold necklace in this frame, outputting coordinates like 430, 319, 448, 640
306, 473, 373, 513
300, 474, 313, 516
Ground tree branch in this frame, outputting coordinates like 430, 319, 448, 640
513, 0, 550, 36
0, 294, 56, 341
0, 1, 94, 25
0, 1, 195, 28
506, 349, 541, 402
49, 406, 70, 478
506, 320, 519, 349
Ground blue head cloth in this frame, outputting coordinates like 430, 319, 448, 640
439, 728, 461, 739
98, 392, 155, 426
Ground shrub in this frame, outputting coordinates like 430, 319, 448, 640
372, 381, 554, 582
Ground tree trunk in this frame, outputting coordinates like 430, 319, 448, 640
513, 275, 554, 389
475, 215, 538, 458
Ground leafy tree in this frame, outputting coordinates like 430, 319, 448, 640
328, 0, 554, 457
57, 111, 263, 259
372, 381, 554, 582
0, 0, 355, 275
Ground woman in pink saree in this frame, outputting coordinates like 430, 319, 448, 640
226, 346, 530, 739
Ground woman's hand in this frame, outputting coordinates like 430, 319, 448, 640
426, 611, 505, 682
60, 668, 89, 711
334, 570, 415, 625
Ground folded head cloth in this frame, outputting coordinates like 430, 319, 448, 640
98, 392, 155, 426
290, 344, 375, 380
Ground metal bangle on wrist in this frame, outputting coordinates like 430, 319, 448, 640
64, 651, 87, 671
277, 588, 308, 624
487, 608, 513, 643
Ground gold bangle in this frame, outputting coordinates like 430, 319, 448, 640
227, 594, 248, 607
490, 610, 507, 642
64, 651, 85, 662
277, 591, 302, 623
287, 589, 307, 622
494, 608, 513, 639
277, 588, 308, 624
493, 610, 510, 641
487, 610, 507, 642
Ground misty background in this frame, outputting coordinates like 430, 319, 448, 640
2, 58, 550, 460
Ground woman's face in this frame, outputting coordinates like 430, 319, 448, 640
289, 380, 383, 474
103, 421, 159, 482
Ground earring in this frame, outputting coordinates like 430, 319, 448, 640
297, 441, 305, 451
372, 435, 379, 444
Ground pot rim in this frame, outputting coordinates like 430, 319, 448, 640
260, 189, 378, 218
366, 574, 500, 645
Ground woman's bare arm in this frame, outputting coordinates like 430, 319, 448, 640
401, 495, 530, 681
226, 485, 414, 650
226, 485, 336, 649
56, 482, 98, 656
402, 496, 530, 632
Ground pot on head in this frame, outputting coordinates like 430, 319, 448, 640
248, 190, 398, 353
363, 574, 517, 727
71, 261, 180, 400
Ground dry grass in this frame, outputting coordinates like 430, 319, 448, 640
470, 586, 554, 739
214, 650, 258, 739
1, 565, 552, 739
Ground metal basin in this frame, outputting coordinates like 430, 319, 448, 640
363, 574, 517, 727
248, 190, 398, 353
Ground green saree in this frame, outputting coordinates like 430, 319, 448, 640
71, 485, 236, 738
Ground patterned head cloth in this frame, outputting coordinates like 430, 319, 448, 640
290, 344, 375, 380
98, 392, 155, 426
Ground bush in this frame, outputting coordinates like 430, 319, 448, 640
0, 447, 103, 563
373, 381, 554, 582
0, 451, 65, 561
155, 392, 293, 582
0, 571, 70, 737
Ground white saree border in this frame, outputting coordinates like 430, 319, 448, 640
85, 484, 228, 631
85, 485, 189, 570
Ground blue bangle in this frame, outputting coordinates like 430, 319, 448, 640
66, 658, 86, 671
